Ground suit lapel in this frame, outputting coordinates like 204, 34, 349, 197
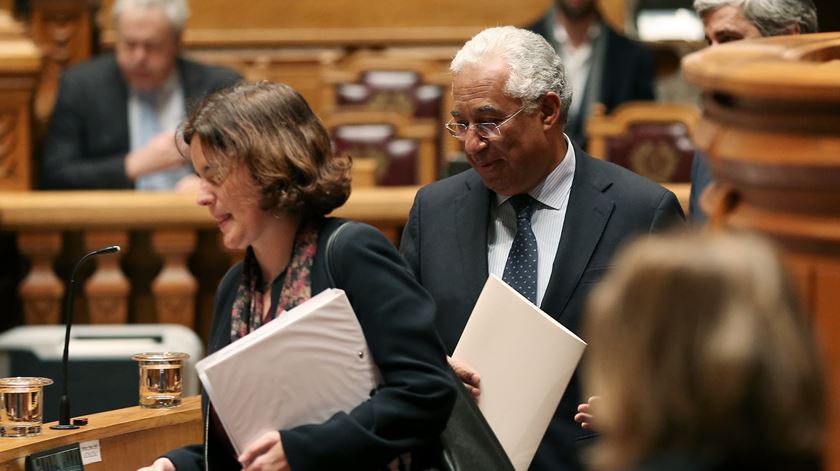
454, 172, 492, 307
541, 146, 614, 319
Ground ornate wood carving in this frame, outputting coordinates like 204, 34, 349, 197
0, 37, 40, 190
83, 231, 130, 324
151, 230, 198, 327
17, 231, 63, 324
30, 0, 93, 124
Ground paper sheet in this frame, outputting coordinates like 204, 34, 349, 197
453, 275, 587, 471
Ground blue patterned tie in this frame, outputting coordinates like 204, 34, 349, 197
502, 194, 538, 304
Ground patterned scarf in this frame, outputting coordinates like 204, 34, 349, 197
229, 221, 320, 341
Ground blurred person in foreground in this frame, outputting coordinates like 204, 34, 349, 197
138, 81, 455, 471
41, 0, 241, 191
583, 230, 825, 471
688, 0, 817, 222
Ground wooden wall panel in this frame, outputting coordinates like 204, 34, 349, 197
98, 0, 552, 47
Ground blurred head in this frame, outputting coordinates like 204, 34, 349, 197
449, 26, 571, 195
584, 230, 825, 470
694, 0, 818, 45
554, 0, 599, 20
113, 0, 188, 90
182, 81, 351, 246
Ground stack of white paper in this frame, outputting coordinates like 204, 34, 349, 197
195, 288, 381, 455
453, 275, 587, 471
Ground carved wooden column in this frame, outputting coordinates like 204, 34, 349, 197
17, 231, 63, 324
0, 36, 40, 190
683, 32, 840, 471
83, 231, 130, 324
29, 0, 93, 126
151, 230, 198, 327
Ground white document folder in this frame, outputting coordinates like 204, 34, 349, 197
195, 288, 381, 455
453, 275, 587, 471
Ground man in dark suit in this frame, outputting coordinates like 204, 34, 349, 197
400, 26, 684, 471
528, 0, 655, 147
40, 0, 241, 190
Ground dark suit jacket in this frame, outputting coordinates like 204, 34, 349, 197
688, 150, 713, 223
166, 218, 455, 471
528, 13, 656, 146
400, 144, 685, 471
40, 54, 241, 189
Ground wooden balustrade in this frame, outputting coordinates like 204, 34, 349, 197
0, 187, 418, 341
683, 32, 840, 470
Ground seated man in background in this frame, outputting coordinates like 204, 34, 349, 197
583, 230, 825, 471
528, 0, 655, 147
688, 0, 817, 222
40, 0, 241, 190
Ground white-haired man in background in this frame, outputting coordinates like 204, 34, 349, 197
41, 0, 241, 191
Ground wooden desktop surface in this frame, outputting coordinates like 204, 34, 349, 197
0, 395, 202, 471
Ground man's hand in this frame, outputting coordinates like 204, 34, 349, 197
239, 430, 290, 471
574, 396, 600, 430
448, 356, 481, 399
137, 457, 175, 471
125, 131, 187, 180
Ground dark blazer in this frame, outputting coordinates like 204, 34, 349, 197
400, 144, 685, 471
688, 150, 713, 223
40, 54, 241, 189
166, 219, 455, 471
528, 13, 656, 146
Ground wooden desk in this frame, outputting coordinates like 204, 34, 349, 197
0, 395, 202, 471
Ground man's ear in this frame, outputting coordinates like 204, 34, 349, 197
540, 92, 562, 130
783, 22, 801, 35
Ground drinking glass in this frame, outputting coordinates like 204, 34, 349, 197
131, 352, 189, 408
0, 377, 53, 437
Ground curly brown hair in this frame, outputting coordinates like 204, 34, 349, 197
181, 80, 351, 219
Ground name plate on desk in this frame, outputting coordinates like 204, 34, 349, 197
25, 443, 84, 471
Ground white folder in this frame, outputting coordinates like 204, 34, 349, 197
195, 288, 381, 455
453, 275, 587, 471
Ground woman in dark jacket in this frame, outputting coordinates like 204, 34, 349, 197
138, 81, 455, 471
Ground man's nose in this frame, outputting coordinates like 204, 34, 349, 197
463, 127, 488, 155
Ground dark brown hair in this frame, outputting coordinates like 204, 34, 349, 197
181, 80, 351, 219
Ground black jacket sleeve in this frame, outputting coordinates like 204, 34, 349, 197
281, 222, 456, 471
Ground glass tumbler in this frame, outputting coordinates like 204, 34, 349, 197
131, 352, 190, 408
0, 377, 53, 437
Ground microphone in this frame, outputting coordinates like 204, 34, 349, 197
51, 245, 121, 430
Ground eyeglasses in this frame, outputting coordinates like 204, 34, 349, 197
444, 106, 527, 141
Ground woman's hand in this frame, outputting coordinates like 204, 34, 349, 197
448, 356, 481, 399
239, 430, 290, 471
137, 457, 175, 471
574, 396, 600, 430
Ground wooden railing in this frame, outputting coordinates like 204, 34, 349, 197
0, 187, 417, 342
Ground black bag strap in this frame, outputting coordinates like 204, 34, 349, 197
324, 220, 355, 288
439, 367, 516, 471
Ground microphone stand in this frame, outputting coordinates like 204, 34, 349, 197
51, 245, 121, 430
